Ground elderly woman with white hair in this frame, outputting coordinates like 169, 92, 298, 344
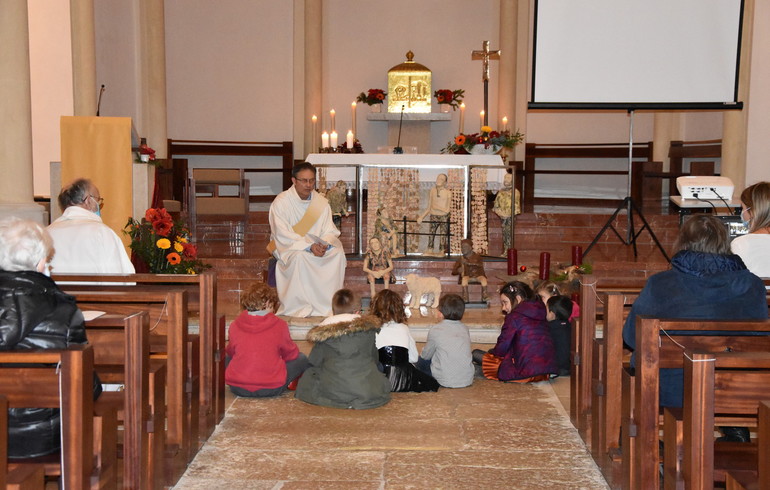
0, 217, 100, 459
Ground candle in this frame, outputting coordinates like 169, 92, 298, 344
539, 252, 551, 281
346, 130, 354, 148
571, 245, 583, 266
459, 103, 465, 134
351, 101, 357, 136
321, 131, 329, 148
480, 110, 485, 129
507, 248, 518, 276
330, 109, 336, 132
311, 115, 318, 150
330, 130, 338, 148
502, 116, 508, 132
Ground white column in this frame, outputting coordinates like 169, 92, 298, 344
304, 0, 322, 158
0, 0, 45, 223
70, 0, 97, 116
139, 0, 169, 159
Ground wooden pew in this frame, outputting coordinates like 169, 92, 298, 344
628, 317, 770, 489
87, 312, 167, 490
591, 291, 638, 471
667, 351, 770, 489
574, 275, 644, 443
70, 289, 192, 484
54, 271, 224, 438
2, 395, 46, 490
725, 400, 770, 490
0, 346, 117, 489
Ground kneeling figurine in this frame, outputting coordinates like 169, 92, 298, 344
452, 238, 488, 302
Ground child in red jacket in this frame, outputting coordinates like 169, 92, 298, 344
225, 283, 309, 397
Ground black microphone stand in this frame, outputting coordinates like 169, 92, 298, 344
393, 105, 405, 154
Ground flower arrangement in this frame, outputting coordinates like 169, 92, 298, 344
433, 89, 465, 110
442, 126, 524, 154
124, 208, 210, 274
356, 88, 387, 106
136, 140, 156, 163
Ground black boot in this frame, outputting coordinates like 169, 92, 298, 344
716, 426, 750, 442
472, 349, 487, 365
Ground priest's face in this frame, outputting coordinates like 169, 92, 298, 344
292, 169, 316, 200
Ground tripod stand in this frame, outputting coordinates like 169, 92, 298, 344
583, 110, 670, 262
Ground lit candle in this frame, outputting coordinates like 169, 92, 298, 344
330, 109, 336, 132
502, 116, 508, 132
311, 115, 318, 150
321, 131, 329, 148
346, 130, 354, 148
480, 110, 485, 130
351, 101, 357, 136
459, 103, 465, 134
539, 252, 551, 281
330, 130, 338, 148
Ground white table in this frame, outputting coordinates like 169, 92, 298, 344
669, 195, 742, 225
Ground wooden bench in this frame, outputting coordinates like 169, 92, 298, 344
725, 400, 770, 490
69, 289, 193, 483
665, 351, 770, 489
574, 275, 644, 443
86, 312, 167, 490
0, 346, 118, 489
1, 395, 47, 490
54, 270, 224, 439
627, 317, 770, 489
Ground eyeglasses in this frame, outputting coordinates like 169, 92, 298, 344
89, 195, 104, 208
294, 178, 316, 185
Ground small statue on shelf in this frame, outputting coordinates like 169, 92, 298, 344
326, 180, 349, 230
492, 172, 521, 256
374, 207, 401, 258
452, 238, 488, 302
363, 236, 394, 298
417, 173, 451, 256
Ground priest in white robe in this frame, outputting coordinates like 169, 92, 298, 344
269, 162, 346, 317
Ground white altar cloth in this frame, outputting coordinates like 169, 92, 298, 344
306, 153, 507, 184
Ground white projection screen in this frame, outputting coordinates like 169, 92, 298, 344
531, 0, 744, 109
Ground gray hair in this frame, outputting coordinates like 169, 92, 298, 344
58, 178, 92, 211
0, 217, 53, 271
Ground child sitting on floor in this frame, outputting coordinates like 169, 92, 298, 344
417, 294, 474, 388
546, 295, 573, 377
225, 283, 309, 397
295, 289, 391, 409
371, 289, 439, 392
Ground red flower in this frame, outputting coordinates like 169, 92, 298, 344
489, 131, 500, 139
437, 94, 446, 103
181, 242, 198, 259
166, 252, 181, 265
152, 219, 173, 237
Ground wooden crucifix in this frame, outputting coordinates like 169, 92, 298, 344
472, 40, 500, 127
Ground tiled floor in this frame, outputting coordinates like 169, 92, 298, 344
175, 370, 606, 489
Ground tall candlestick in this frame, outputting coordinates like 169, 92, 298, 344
351, 101, 357, 136
321, 131, 329, 148
459, 103, 465, 134
330, 131, 338, 148
571, 245, 583, 266
330, 109, 336, 132
507, 248, 518, 276
502, 116, 508, 132
346, 130, 354, 149
311, 115, 318, 150
539, 252, 551, 281
480, 110, 485, 130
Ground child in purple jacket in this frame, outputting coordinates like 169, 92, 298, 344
472, 281, 557, 382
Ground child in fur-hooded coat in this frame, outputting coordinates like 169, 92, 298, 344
296, 314, 391, 409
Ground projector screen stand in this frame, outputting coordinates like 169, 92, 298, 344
584, 110, 670, 262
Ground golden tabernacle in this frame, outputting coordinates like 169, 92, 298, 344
387, 51, 431, 113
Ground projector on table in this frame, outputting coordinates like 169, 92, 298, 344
676, 176, 734, 200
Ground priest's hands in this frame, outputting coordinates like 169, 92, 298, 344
310, 242, 327, 257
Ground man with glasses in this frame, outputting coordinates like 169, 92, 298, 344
47, 178, 135, 274
268, 162, 346, 317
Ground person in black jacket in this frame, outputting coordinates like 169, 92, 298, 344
0, 217, 101, 459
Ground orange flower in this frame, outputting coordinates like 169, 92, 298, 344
166, 252, 181, 265
455, 135, 466, 145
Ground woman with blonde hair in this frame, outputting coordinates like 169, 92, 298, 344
731, 181, 770, 277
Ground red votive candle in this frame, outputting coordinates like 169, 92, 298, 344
571, 245, 583, 266
507, 248, 518, 275
539, 252, 550, 280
